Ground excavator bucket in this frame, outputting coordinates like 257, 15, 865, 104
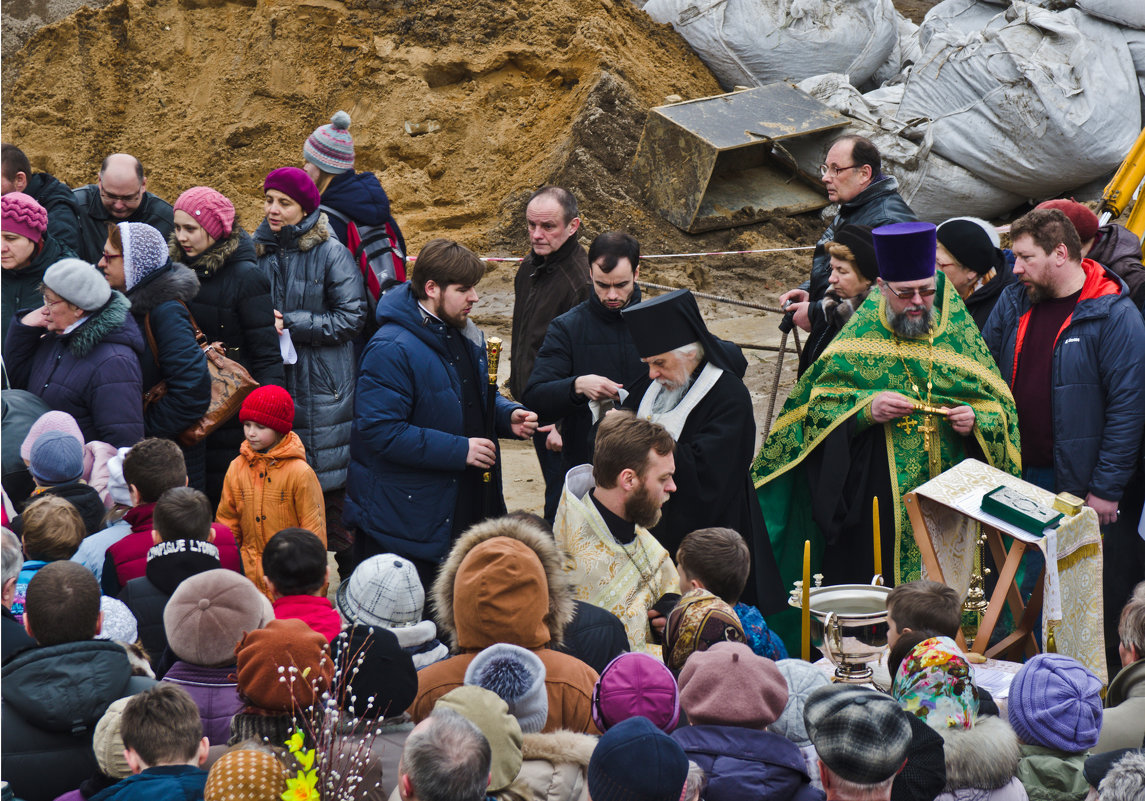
632, 83, 849, 234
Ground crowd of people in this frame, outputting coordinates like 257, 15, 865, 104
2, 120, 1145, 801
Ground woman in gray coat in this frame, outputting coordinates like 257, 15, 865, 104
252, 167, 365, 499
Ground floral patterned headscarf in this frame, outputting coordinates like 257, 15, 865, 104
891, 636, 978, 730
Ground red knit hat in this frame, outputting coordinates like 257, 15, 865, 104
1035, 198, 1099, 243
174, 186, 235, 241
1, 191, 48, 244
239, 385, 295, 434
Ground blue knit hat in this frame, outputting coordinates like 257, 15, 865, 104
29, 430, 84, 484
303, 111, 355, 174
1008, 653, 1102, 753
464, 643, 548, 734
588, 716, 688, 801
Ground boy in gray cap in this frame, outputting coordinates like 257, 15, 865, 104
803, 685, 912, 801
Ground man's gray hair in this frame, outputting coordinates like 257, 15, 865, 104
821, 764, 895, 801
2, 527, 23, 587
1098, 751, 1145, 801
1119, 591, 1145, 657
403, 708, 491, 801
672, 341, 705, 361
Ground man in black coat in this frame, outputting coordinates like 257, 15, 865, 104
780, 134, 916, 335
621, 289, 785, 613
508, 186, 591, 521
2, 561, 155, 801
71, 153, 173, 263
524, 231, 647, 475
1, 143, 82, 253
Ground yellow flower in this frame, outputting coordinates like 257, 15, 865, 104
281, 769, 319, 801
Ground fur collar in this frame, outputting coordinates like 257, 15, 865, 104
522, 730, 597, 767
822, 289, 870, 327
253, 212, 331, 258
127, 263, 200, 316
65, 291, 133, 358
940, 715, 1022, 792
432, 516, 575, 650
169, 216, 244, 276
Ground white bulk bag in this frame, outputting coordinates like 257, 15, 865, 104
641, 0, 898, 90
897, 2, 1141, 198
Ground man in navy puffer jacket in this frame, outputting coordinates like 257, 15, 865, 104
345, 239, 538, 593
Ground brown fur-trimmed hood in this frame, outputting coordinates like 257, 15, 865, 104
168, 212, 248, 276
433, 516, 576, 652
252, 211, 331, 258
940, 715, 1022, 792
522, 730, 597, 767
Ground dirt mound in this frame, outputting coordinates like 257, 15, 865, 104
2, 0, 830, 294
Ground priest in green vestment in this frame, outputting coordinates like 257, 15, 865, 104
752, 222, 1021, 650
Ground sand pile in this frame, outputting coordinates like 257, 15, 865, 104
2, 0, 828, 294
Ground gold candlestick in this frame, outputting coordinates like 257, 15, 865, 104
482, 337, 503, 484
961, 531, 990, 650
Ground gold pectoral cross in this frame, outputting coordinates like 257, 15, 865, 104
918, 414, 942, 477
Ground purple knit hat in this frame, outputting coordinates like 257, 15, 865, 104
264, 167, 320, 216
592, 651, 680, 733
303, 111, 355, 174
1007, 653, 1103, 753
118, 222, 169, 292
21, 411, 84, 462
1, 191, 48, 244
174, 186, 235, 241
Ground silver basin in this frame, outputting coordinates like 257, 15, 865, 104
789, 582, 891, 682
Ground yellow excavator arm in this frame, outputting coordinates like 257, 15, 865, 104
1100, 127, 1145, 238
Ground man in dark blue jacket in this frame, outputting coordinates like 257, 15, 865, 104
982, 207, 1145, 673
345, 239, 538, 592
780, 135, 916, 335
523, 230, 646, 475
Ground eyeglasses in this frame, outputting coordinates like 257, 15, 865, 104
42, 296, 68, 310
101, 251, 123, 263
98, 184, 143, 204
819, 163, 861, 178
883, 283, 937, 300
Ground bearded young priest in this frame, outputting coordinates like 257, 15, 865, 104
752, 222, 1020, 650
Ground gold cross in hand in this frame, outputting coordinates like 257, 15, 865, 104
896, 416, 918, 434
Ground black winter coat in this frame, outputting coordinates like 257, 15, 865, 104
128, 262, 211, 488
254, 211, 365, 492
961, 261, 1018, 331
174, 223, 285, 504
1, 233, 73, 347
72, 184, 173, 264
508, 236, 591, 402
3, 291, 145, 448
25, 172, 82, 254
804, 176, 916, 304
523, 288, 646, 470
983, 260, 1145, 501
1, 640, 155, 801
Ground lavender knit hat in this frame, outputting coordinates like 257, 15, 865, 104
20, 410, 84, 462
1, 192, 48, 244
118, 222, 170, 292
174, 186, 235, 241
1007, 653, 1103, 753
303, 111, 355, 174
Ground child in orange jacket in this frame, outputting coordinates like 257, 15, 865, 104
217, 386, 326, 601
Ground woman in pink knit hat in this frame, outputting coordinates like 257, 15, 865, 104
1, 191, 75, 343
168, 186, 285, 506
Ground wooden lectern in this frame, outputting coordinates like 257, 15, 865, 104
903, 459, 1106, 682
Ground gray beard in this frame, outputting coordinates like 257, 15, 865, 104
650, 380, 691, 415
888, 304, 934, 339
